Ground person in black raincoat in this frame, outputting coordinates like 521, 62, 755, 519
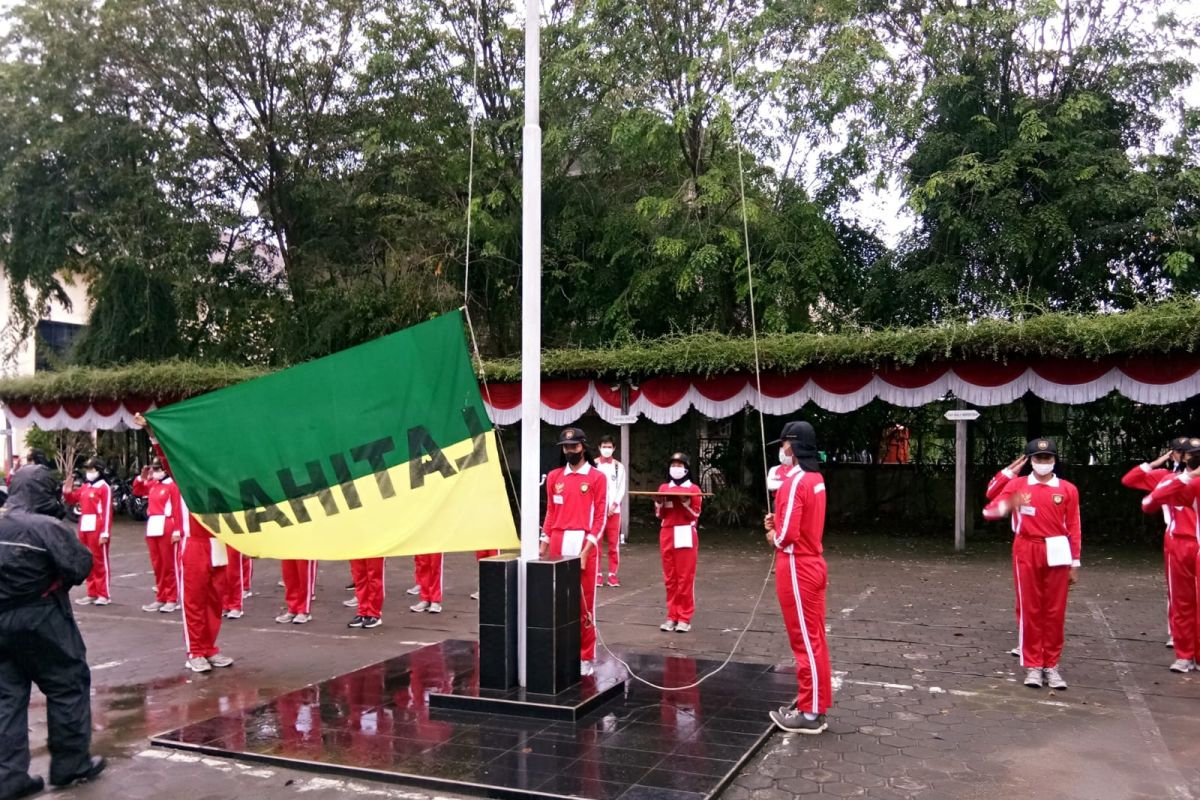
0, 465, 106, 799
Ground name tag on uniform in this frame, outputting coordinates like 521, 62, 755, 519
673, 524, 694, 549
80, 514, 98, 532
147, 515, 166, 537
211, 538, 229, 567
1018, 505, 1036, 517
552, 494, 564, 505
1045, 536, 1072, 567
562, 530, 585, 557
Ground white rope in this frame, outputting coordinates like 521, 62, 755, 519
587, 30, 778, 692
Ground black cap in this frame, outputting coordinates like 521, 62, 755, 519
84, 457, 104, 470
1025, 438, 1057, 456
1184, 438, 1200, 455
555, 427, 587, 446
149, 458, 164, 470
668, 451, 690, 467
1171, 436, 1191, 452
768, 421, 815, 446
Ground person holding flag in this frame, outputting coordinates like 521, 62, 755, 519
655, 453, 702, 633
540, 427, 607, 675
63, 458, 113, 606
594, 434, 627, 587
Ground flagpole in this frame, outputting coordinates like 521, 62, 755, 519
517, 0, 542, 688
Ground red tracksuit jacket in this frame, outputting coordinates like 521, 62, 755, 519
541, 463, 608, 546
984, 475, 1082, 564
64, 480, 113, 537
1147, 473, 1200, 536
773, 468, 826, 555
1128, 465, 1195, 536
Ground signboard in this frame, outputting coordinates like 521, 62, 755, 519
944, 410, 981, 422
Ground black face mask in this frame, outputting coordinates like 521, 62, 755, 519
565, 451, 584, 466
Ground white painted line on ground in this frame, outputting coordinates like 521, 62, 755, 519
840, 585, 876, 616
1087, 599, 1194, 800
90, 660, 125, 671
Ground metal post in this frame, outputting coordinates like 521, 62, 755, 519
619, 384, 631, 542
954, 404, 967, 553
517, 0, 542, 688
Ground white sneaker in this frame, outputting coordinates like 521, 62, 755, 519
428, 602, 442, 613
75, 596, 94, 606
406, 585, 421, 596
470, 591, 480, 600
159, 602, 179, 613
659, 620, 677, 632
292, 613, 311, 624
141, 601, 164, 612
93, 597, 111, 606
675, 621, 692, 633
1023, 668, 1043, 688
275, 612, 296, 624
225, 609, 243, 619
277, 580, 285, 587
580, 660, 595, 676
343, 597, 359, 607
185, 656, 212, 673
1008, 647, 1020, 657
1166, 636, 1175, 648
242, 590, 254, 599
410, 601, 430, 613
1169, 658, 1196, 673
1044, 667, 1067, 690
208, 654, 234, 668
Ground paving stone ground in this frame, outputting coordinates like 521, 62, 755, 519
25, 519, 1200, 800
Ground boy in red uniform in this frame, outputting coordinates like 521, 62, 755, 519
655, 453, 702, 633
983, 438, 1081, 690
540, 427, 607, 675
764, 421, 832, 734
132, 458, 183, 613
63, 458, 113, 606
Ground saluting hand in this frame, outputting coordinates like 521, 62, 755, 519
1150, 450, 1173, 468
1006, 455, 1028, 473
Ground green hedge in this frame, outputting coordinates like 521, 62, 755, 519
3, 301, 1200, 403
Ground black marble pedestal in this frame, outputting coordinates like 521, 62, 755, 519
525, 557, 581, 696
479, 554, 519, 690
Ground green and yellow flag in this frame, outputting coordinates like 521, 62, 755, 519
145, 312, 519, 559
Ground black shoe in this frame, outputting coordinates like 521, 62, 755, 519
361, 616, 382, 628
344, 582, 355, 590
50, 756, 106, 787
768, 709, 827, 734
347, 615, 365, 628
4, 775, 43, 799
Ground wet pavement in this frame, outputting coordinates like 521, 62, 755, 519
29, 520, 1200, 800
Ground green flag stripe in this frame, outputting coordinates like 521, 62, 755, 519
145, 311, 491, 514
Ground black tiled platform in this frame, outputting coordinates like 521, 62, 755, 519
429, 657, 626, 721
150, 640, 791, 800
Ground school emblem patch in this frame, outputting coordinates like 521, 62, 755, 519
580, 483, 590, 494
554, 482, 564, 494
1052, 494, 1064, 505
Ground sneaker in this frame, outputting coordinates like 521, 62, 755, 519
1008, 647, 1020, 657
75, 596, 95, 606
1024, 668, 1044, 688
292, 613, 311, 624
581, 660, 595, 676
1044, 667, 1067, 690
93, 597, 111, 606
343, 597, 359, 607
607, 574, 621, 587
428, 602, 442, 613
242, 590, 254, 599
406, 585, 421, 596
1169, 658, 1196, 673
1166, 636, 1175, 648
275, 612, 296, 624
225, 609, 243, 619
347, 615, 366, 628
470, 591, 480, 600
675, 621, 692, 633
596, 572, 604, 587
277, 580, 285, 587
159, 602, 179, 613
769, 709, 827, 734
185, 656, 212, 673
345, 582, 356, 590
410, 600, 430, 613
660, 620, 677, 632
208, 654, 234, 668
141, 601, 164, 612
362, 616, 382, 629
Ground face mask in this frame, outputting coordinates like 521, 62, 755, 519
669, 466, 687, 481
599, 447, 614, 458
564, 451, 583, 466
85, 471, 99, 482
1031, 462, 1055, 477
152, 470, 166, 481
778, 448, 793, 466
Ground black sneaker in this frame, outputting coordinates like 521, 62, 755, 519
768, 709, 827, 735
362, 616, 382, 628
347, 615, 365, 628
345, 582, 355, 590
50, 756, 106, 787
8, 775, 43, 799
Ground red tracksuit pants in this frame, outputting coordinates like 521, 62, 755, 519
1013, 535, 1071, 669
281, 560, 316, 615
1165, 534, 1175, 639
548, 529, 599, 661
775, 551, 831, 714
221, 546, 252, 611
80, 531, 110, 600
598, 514, 621, 577
660, 526, 698, 623
1167, 536, 1198, 661
180, 536, 226, 658
414, 554, 443, 603
146, 535, 179, 603
351, 558, 386, 617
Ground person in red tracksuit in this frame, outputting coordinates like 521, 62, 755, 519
347, 557, 385, 629
410, 553, 443, 613
764, 421, 832, 734
132, 458, 183, 613
594, 435, 627, 588
64, 457, 113, 606
221, 546, 253, 619
277, 559, 317, 624
1143, 438, 1200, 673
1123, 436, 1190, 650
655, 453, 702, 633
540, 427, 608, 676
983, 438, 1081, 691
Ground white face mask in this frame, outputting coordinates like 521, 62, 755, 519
152, 470, 166, 481
599, 447, 615, 458
85, 470, 99, 482
668, 466, 687, 481
778, 448, 793, 466
1031, 462, 1055, 476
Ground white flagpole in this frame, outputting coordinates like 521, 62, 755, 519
518, 0, 542, 688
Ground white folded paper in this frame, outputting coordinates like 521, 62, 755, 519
80, 514, 97, 533
146, 515, 166, 537
211, 538, 229, 567
1045, 535, 1073, 567
673, 524, 694, 549
562, 529, 585, 557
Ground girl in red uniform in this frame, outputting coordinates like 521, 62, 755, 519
63, 457, 113, 605
764, 421, 832, 734
655, 453, 702, 633
132, 458, 183, 613
1144, 438, 1200, 673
